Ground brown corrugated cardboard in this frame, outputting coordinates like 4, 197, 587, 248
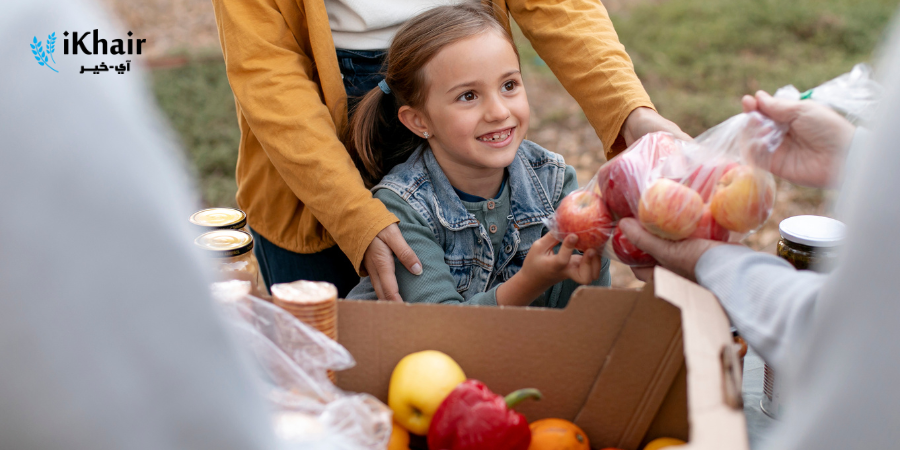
336, 267, 747, 449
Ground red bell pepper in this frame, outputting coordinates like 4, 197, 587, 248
427, 379, 542, 450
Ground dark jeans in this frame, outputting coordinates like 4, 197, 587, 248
250, 228, 361, 298
336, 49, 387, 113
252, 49, 387, 297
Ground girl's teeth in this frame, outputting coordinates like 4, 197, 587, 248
480, 129, 511, 142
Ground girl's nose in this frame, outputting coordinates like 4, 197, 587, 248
484, 96, 511, 122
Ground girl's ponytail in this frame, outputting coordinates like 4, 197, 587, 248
347, 84, 419, 188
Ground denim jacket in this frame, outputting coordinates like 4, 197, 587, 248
372, 140, 574, 301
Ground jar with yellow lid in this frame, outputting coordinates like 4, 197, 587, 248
195, 229, 259, 290
190, 208, 247, 232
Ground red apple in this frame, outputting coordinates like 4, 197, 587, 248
689, 207, 730, 241
598, 132, 683, 219
638, 179, 704, 240
554, 190, 615, 251
709, 165, 776, 233
611, 225, 657, 267
598, 157, 643, 219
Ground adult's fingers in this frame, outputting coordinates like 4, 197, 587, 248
631, 266, 654, 282
366, 257, 385, 300
754, 91, 802, 124
618, 218, 669, 260
742, 95, 758, 113
376, 259, 403, 303
378, 224, 423, 276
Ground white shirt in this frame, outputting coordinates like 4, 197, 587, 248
324, 0, 471, 49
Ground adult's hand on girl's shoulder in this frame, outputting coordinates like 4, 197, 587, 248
621, 107, 692, 146
362, 223, 423, 302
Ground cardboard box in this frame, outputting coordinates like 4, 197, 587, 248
336, 268, 748, 450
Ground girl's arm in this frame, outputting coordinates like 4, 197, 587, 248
354, 190, 502, 305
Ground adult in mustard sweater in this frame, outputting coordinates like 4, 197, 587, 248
211, 0, 688, 300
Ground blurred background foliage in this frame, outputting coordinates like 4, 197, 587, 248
150, 0, 899, 209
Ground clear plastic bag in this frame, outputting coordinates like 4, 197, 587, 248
545, 64, 881, 267
211, 281, 392, 449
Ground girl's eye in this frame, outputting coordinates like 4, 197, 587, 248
502, 80, 518, 92
458, 91, 477, 102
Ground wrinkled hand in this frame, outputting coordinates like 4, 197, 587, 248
742, 91, 855, 188
622, 107, 692, 145
523, 234, 604, 287
618, 218, 728, 282
362, 223, 422, 302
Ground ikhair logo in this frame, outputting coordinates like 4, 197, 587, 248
29, 30, 146, 74
30, 33, 58, 73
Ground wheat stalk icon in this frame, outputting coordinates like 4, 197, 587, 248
46, 32, 57, 64
30, 36, 58, 73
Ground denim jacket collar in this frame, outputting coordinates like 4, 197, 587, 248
420, 144, 556, 231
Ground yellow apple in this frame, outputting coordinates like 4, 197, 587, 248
709, 165, 776, 233
638, 178, 704, 240
388, 350, 466, 435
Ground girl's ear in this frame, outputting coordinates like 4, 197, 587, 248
398, 105, 430, 138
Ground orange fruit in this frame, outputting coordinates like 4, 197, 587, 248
643, 437, 687, 450
528, 418, 590, 450
388, 421, 410, 450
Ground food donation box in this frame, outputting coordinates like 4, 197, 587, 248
335, 267, 747, 450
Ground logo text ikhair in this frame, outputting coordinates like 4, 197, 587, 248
62, 30, 146, 55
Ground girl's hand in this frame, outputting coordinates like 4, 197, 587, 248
496, 233, 603, 306
523, 234, 602, 287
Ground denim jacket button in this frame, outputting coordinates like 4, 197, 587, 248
505, 245, 512, 253
487, 200, 495, 210
489, 224, 498, 233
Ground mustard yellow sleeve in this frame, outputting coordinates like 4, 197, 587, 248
508, 0, 656, 158
212, 0, 397, 271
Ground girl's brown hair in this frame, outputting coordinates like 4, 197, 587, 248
347, 3, 519, 187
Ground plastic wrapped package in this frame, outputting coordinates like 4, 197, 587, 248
545, 65, 881, 267
211, 281, 392, 449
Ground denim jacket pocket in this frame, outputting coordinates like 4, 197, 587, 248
444, 258, 473, 293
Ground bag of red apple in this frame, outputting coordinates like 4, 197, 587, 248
549, 65, 881, 267
547, 122, 788, 267
544, 132, 689, 260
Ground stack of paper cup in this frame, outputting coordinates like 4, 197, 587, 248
270, 280, 339, 382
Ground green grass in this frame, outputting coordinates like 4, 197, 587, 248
609, 0, 899, 135
152, 57, 240, 208
152, 0, 899, 206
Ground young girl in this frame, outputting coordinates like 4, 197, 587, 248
346, 4, 611, 307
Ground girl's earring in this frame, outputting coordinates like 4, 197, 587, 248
423, 132, 430, 139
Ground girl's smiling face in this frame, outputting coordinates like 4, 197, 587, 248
398, 30, 529, 196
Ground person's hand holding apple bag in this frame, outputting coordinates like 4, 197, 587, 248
623, 92, 858, 281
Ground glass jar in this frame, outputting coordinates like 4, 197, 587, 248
190, 208, 247, 232
776, 215, 845, 273
761, 215, 845, 419
195, 229, 258, 289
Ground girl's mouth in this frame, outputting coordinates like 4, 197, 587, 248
476, 127, 515, 147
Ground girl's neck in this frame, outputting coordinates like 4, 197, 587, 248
435, 155, 505, 199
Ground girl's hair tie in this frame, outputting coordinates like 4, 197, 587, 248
378, 79, 392, 95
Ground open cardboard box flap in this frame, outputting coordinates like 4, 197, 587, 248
336, 267, 747, 449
